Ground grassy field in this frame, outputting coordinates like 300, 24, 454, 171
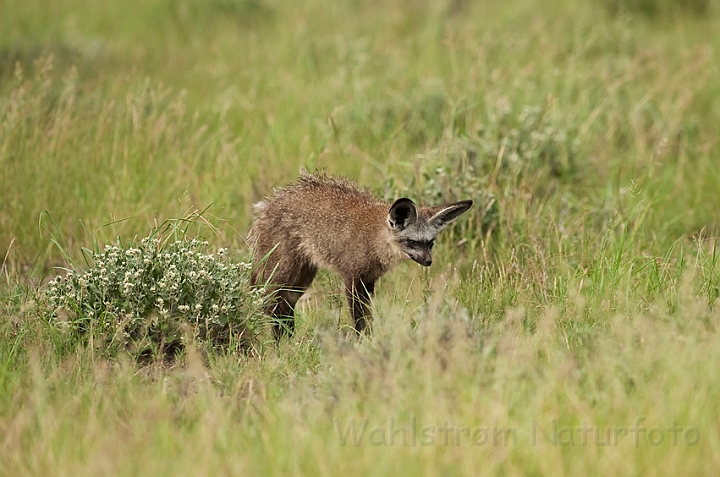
2, 0, 720, 475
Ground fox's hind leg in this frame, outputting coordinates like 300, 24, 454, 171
266, 258, 317, 339
251, 236, 317, 338
344, 278, 375, 334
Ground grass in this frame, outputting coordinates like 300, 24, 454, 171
2, 0, 720, 475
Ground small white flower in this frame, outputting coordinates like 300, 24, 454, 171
195, 304, 202, 311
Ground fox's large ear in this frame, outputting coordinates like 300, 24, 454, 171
429, 200, 473, 229
388, 198, 418, 231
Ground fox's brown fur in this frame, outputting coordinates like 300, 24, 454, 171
248, 172, 472, 337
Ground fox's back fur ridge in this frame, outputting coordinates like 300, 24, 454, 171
249, 172, 472, 336
250, 174, 403, 283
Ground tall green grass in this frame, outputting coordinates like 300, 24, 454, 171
1, 0, 720, 475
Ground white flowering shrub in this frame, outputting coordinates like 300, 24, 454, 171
42, 237, 268, 358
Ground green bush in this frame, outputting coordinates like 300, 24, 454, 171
383, 102, 582, 238
599, 0, 710, 17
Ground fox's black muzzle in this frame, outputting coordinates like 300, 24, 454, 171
410, 253, 432, 267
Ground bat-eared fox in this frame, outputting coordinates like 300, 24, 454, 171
249, 172, 472, 337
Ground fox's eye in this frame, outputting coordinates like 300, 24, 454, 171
408, 240, 419, 247
429, 240, 435, 249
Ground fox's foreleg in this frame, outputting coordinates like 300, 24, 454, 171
344, 278, 375, 334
